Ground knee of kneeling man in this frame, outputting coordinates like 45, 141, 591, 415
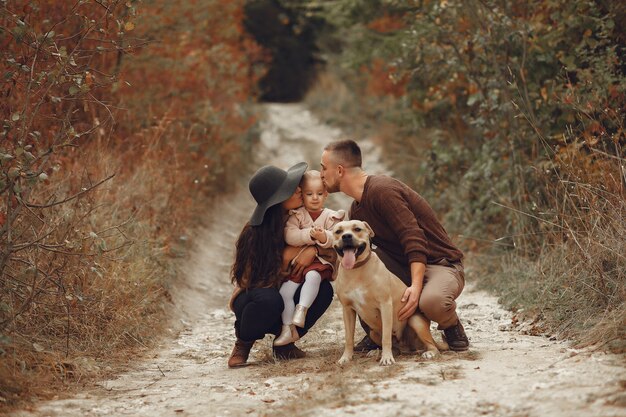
419, 297, 454, 316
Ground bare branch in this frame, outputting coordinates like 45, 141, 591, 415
21, 174, 115, 209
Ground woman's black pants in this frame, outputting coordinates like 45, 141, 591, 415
231, 280, 333, 342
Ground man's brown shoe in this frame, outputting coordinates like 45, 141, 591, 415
228, 338, 254, 368
354, 335, 380, 352
442, 320, 469, 351
273, 342, 306, 360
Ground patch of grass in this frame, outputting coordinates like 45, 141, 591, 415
439, 365, 463, 381
0, 0, 260, 410
475, 187, 626, 350
270, 358, 403, 417
0, 129, 254, 407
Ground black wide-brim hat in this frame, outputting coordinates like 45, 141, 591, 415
248, 162, 308, 226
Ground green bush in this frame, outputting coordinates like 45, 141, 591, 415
305, 0, 625, 345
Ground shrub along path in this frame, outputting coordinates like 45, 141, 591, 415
12, 104, 625, 417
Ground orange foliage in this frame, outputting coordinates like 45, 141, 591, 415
1, 0, 262, 407
362, 59, 408, 98
367, 13, 406, 33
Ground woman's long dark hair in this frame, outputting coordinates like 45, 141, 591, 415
231, 203, 285, 289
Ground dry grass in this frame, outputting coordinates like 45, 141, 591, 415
477, 149, 626, 350
268, 355, 404, 417
1, 0, 260, 410
258, 348, 478, 417
0, 117, 254, 409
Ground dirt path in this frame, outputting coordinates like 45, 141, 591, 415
12, 104, 625, 417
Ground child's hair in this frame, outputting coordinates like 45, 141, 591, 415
300, 170, 322, 188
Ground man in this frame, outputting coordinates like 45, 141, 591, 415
320, 140, 469, 351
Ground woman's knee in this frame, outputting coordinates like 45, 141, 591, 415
251, 288, 284, 315
237, 288, 283, 341
316, 280, 334, 305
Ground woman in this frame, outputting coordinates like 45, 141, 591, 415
228, 162, 334, 368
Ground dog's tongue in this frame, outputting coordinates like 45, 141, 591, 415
342, 248, 357, 270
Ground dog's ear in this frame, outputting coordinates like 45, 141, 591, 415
363, 221, 375, 238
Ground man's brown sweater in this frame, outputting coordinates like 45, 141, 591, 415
349, 175, 463, 267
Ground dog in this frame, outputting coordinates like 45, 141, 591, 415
332, 220, 448, 365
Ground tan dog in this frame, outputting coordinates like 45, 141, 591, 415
332, 220, 448, 365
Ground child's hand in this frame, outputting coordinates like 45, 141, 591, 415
310, 226, 327, 243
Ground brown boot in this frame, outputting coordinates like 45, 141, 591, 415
354, 335, 380, 352
272, 342, 306, 360
228, 338, 254, 368
442, 320, 469, 351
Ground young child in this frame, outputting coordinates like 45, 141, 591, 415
274, 170, 345, 346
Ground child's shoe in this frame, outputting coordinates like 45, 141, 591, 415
292, 304, 309, 328
273, 324, 300, 346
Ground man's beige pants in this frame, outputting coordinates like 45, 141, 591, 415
373, 247, 465, 330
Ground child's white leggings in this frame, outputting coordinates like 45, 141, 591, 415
279, 270, 322, 324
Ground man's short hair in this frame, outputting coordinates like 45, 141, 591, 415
324, 140, 362, 168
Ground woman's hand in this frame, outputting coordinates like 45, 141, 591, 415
290, 246, 317, 278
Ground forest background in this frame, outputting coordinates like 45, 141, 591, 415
1, 0, 624, 409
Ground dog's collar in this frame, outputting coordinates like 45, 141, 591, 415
352, 251, 372, 269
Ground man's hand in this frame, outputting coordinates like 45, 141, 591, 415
291, 246, 317, 278
398, 261, 426, 320
398, 285, 421, 321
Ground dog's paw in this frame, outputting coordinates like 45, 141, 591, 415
379, 352, 395, 366
337, 354, 353, 365
379, 356, 395, 366
421, 350, 438, 360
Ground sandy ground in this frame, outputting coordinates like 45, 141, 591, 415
11, 104, 626, 417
